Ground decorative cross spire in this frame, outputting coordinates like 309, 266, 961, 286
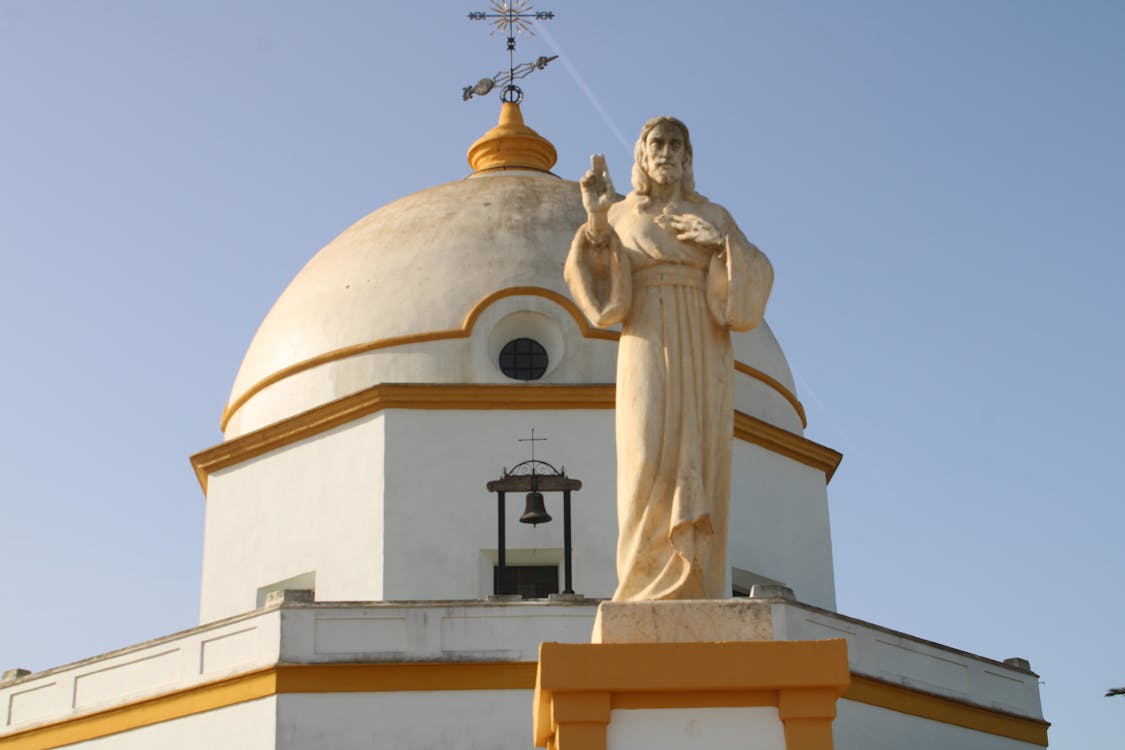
464, 1, 556, 104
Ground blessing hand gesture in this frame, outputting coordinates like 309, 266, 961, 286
580, 154, 615, 242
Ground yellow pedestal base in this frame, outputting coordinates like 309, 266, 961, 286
533, 640, 849, 750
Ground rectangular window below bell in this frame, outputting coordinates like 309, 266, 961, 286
493, 565, 559, 599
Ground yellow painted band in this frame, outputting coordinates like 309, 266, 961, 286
735, 360, 807, 427
219, 286, 616, 431
219, 286, 806, 431
0, 668, 278, 750
734, 410, 841, 482
0, 663, 536, 750
844, 674, 1050, 746
192, 383, 841, 494
0, 662, 1047, 749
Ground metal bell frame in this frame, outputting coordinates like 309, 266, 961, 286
486, 459, 581, 597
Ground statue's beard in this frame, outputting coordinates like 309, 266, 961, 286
648, 163, 682, 185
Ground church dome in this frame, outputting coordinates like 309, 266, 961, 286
222, 112, 804, 439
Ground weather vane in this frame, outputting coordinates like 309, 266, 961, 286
464, 1, 557, 104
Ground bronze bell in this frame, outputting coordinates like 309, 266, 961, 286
519, 491, 552, 525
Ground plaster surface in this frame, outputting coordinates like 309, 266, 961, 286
607, 707, 785, 750
224, 171, 798, 438
69, 698, 277, 750
200, 413, 386, 622
835, 699, 1043, 750
591, 599, 773, 643
0, 600, 1044, 748
277, 691, 534, 750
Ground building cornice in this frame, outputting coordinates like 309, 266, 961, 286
0, 661, 1048, 749
191, 383, 841, 494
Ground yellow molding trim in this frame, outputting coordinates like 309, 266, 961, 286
191, 384, 840, 494
194, 384, 613, 493
0, 663, 536, 750
734, 361, 807, 428
219, 285, 806, 433
734, 410, 842, 482
220, 286, 617, 431
0, 668, 279, 750
845, 674, 1050, 746
0, 661, 1048, 749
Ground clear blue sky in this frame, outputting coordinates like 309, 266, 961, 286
1, 1, 1122, 746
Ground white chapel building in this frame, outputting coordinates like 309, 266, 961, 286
0, 104, 1048, 749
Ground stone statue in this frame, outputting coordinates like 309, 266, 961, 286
564, 117, 773, 600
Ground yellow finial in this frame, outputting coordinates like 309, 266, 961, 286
467, 102, 558, 174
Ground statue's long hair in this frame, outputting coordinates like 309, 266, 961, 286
631, 116, 706, 208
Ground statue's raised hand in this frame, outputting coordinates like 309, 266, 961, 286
580, 154, 614, 242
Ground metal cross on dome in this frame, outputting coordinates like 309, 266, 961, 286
464, 1, 556, 104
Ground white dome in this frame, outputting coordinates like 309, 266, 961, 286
223, 170, 803, 438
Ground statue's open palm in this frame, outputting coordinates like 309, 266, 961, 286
580, 154, 614, 239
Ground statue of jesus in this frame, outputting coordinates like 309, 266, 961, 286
564, 116, 773, 600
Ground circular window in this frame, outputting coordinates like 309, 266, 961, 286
498, 338, 548, 381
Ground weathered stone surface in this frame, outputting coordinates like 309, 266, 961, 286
591, 599, 774, 643
1, 668, 31, 685
566, 117, 773, 601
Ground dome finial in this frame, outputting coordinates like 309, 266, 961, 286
467, 101, 558, 174
463, 2, 556, 104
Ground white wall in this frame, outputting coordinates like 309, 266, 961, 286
201, 404, 837, 615
729, 440, 836, 609
381, 408, 619, 601
69, 697, 277, 750
771, 603, 1042, 719
1, 610, 282, 735
199, 414, 386, 623
608, 707, 785, 750
835, 700, 1043, 750
277, 691, 534, 750
277, 603, 597, 663
1, 601, 1043, 749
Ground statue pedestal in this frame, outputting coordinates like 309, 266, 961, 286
592, 599, 775, 643
533, 601, 850, 750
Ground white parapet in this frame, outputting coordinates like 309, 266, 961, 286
1, 597, 1045, 749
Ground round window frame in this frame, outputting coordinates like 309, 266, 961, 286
498, 337, 549, 381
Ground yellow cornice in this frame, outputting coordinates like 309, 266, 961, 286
734, 410, 841, 482
193, 383, 839, 494
220, 285, 806, 432
0, 661, 1048, 749
845, 674, 1050, 746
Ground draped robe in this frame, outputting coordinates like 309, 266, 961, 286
564, 194, 773, 600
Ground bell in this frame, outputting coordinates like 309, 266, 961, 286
519, 491, 552, 525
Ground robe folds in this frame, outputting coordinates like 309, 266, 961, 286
564, 196, 772, 600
